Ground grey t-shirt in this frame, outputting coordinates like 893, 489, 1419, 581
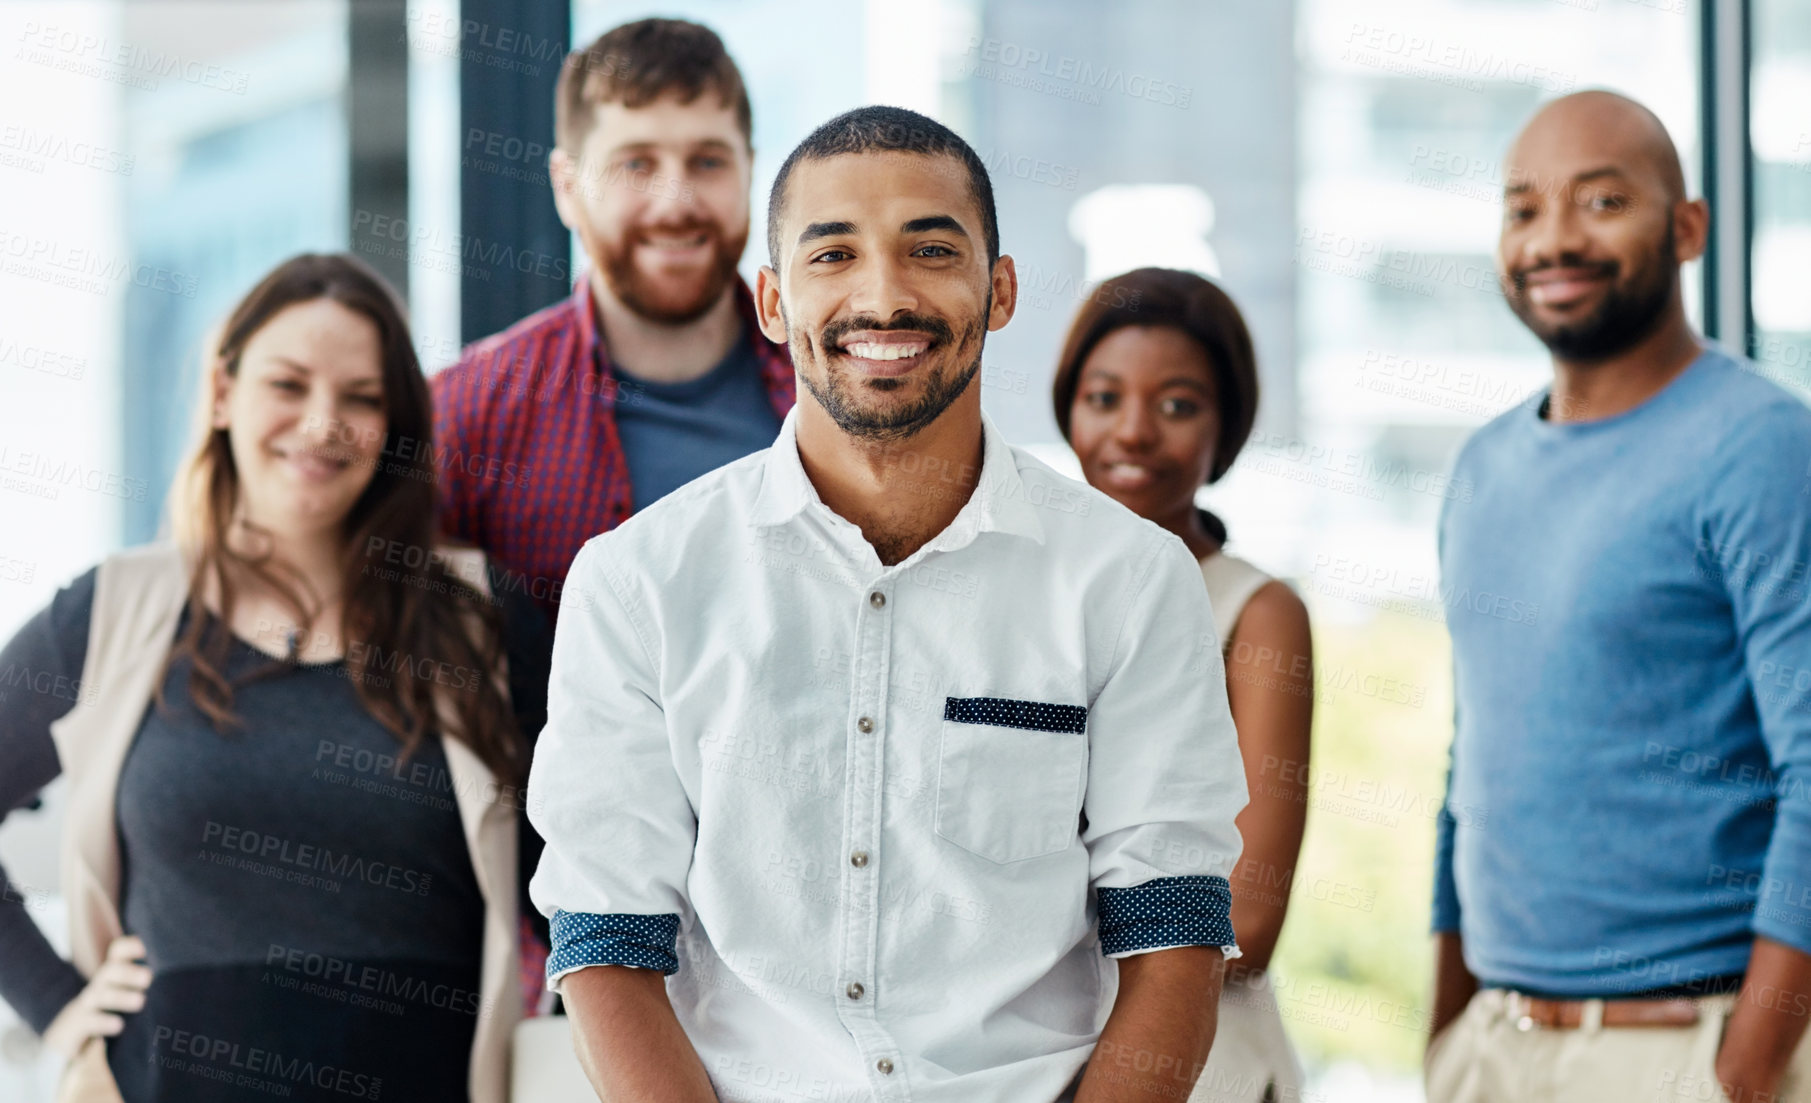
0, 565, 549, 1100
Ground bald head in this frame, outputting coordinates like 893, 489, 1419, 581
1507, 90, 1687, 204
1496, 90, 1708, 364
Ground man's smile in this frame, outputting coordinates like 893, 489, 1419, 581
830, 330, 938, 377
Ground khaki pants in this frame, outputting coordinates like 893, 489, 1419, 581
1427, 989, 1811, 1103
1190, 972, 1306, 1102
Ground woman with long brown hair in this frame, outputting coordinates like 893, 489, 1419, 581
0, 253, 546, 1102
1054, 267, 1313, 1102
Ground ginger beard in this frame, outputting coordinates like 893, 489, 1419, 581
582, 209, 748, 326
791, 302, 987, 443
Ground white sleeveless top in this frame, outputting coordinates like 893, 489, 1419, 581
1189, 548, 1307, 1100
1197, 550, 1273, 648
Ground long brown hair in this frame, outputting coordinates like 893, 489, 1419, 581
1051, 267, 1260, 484
161, 253, 526, 785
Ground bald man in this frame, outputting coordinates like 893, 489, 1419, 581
1427, 91, 1811, 1102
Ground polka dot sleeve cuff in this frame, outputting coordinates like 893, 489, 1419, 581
1096, 875, 1240, 959
547, 910, 681, 983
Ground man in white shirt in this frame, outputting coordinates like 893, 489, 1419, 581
528, 105, 1249, 1103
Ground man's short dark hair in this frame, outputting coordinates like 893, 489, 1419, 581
766, 106, 999, 273
555, 18, 752, 152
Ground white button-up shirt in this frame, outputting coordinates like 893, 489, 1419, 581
529, 409, 1246, 1103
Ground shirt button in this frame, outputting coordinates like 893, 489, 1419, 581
846, 981, 865, 1000
876, 1058, 894, 1075
869, 591, 886, 609
857, 717, 874, 733
850, 850, 869, 867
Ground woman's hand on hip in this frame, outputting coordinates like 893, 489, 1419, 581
43, 935, 150, 1058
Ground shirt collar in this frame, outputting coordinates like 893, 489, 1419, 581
751, 407, 1046, 548
572, 274, 602, 366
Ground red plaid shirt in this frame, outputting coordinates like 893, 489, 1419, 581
431, 277, 796, 624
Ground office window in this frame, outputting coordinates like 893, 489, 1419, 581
1285, 0, 1701, 1085
1751, 0, 1811, 395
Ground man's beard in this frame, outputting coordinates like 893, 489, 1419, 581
593, 217, 748, 326
796, 308, 984, 444
1505, 221, 1676, 362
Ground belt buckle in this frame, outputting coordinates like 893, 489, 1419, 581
1506, 992, 1538, 1032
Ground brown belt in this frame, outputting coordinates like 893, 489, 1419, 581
1503, 991, 1703, 1030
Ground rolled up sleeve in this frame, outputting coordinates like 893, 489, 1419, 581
1082, 532, 1248, 959
528, 538, 695, 988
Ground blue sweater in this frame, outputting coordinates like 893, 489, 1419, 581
1433, 347, 1811, 997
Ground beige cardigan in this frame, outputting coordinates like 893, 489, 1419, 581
49, 543, 520, 1102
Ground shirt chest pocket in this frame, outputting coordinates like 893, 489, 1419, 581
934, 696, 1088, 864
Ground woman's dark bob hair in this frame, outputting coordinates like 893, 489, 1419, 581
1050, 266, 1260, 484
